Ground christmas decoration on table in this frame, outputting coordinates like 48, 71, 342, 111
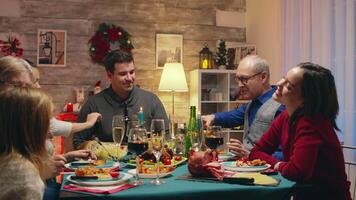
215, 39, 228, 69
88, 23, 134, 65
0, 35, 24, 57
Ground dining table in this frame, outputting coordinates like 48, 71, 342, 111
59, 163, 296, 200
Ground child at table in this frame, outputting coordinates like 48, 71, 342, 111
0, 85, 54, 200
249, 63, 351, 200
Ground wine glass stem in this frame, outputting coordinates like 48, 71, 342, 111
155, 155, 160, 183
116, 143, 120, 162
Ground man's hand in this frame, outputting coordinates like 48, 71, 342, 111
86, 112, 102, 127
227, 138, 250, 158
202, 114, 215, 127
64, 149, 97, 162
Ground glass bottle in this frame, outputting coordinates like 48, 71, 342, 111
185, 106, 196, 158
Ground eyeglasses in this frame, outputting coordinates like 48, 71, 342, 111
234, 71, 263, 85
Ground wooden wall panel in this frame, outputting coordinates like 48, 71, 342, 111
1, 0, 246, 123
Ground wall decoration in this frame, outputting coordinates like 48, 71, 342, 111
37, 29, 67, 67
156, 33, 183, 69
89, 23, 134, 65
0, 35, 24, 57
223, 42, 257, 69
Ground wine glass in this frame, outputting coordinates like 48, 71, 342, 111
112, 115, 125, 161
190, 129, 203, 152
150, 119, 166, 185
128, 126, 149, 186
205, 126, 224, 150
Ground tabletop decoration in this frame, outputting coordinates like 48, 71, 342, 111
88, 23, 134, 65
0, 35, 24, 57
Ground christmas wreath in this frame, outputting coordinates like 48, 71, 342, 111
89, 23, 134, 65
0, 35, 24, 57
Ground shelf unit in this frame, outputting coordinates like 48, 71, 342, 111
189, 69, 247, 151
189, 69, 247, 115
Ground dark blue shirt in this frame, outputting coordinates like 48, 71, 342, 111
214, 86, 285, 128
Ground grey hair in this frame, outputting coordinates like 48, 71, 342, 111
240, 55, 270, 79
0, 56, 34, 83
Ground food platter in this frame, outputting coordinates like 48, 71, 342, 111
222, 161, 271, 172
127, 169, 173, 179
127, 156, 187, 167
66, 172, 132, 186
64, 160, 119, 170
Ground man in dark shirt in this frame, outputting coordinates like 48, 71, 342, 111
73, 50, 169, 149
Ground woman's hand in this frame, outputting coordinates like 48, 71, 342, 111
64, 149, 97, 162
227, 138, 250, 158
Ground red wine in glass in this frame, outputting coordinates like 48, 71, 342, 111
205, 137, 224, 150
128, 141, 149, 155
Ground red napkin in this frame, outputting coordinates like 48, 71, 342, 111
63, 183, 135, 194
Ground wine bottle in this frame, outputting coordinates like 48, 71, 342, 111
185, 106, 196, 158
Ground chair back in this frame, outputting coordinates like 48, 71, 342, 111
343, 145, 356, 200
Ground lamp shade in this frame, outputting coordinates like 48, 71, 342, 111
158, 62, 188, 92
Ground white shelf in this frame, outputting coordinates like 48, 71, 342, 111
190, 69, 245, 115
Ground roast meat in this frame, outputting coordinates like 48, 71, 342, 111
188, 150, 224, 180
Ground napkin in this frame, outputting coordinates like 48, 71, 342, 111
231, 172, 280, 186
63, 183, 135, 194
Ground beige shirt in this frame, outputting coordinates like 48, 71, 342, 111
0, 154, 44, 200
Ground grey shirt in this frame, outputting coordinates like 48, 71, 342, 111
73, 86, 169, 149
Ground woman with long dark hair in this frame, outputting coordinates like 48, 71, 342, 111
250, 63, 351, 200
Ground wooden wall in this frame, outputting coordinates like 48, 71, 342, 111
0, 0, 246, 123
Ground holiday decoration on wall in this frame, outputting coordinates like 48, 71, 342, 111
0, 35, 24, 57
89, 23, 134, 65
215, 39, 228, 69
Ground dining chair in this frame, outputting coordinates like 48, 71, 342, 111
342, 145, 356, 200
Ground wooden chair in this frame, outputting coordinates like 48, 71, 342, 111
342, 145, 356, 199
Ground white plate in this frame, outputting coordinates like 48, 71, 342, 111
222, 161, 271, 172
64, 160, 120, 170
127, 169, 173, 179
66, 172, 132, 186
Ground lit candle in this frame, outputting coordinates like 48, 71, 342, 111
66, 102, 73, 112
138, 107, 144, 127
202, 59, 208, 69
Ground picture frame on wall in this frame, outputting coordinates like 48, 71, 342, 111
37, 29, 67, 67
156, 33, 183, 69
222, 41, 257, 69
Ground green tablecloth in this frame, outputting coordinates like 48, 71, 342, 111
60, 164, 296, 200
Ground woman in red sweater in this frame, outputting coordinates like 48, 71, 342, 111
249, 63, 351, 200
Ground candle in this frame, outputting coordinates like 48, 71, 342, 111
66, 102, 73, 112
202, 59, 208, 69
138, 107, 144, 127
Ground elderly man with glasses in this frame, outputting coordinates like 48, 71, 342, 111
202, 55, 285, 159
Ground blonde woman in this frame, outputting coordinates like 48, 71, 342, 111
0, 56, 102, 138
0, 85, 54, 200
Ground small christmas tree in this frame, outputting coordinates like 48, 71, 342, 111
215, 40, 228, 67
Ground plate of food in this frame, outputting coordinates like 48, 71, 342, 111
127, 147, 187, 167
222, 158, 271, 172
67, 167, 132, 186
64, 159, 119, 170
127, 164, 175, 179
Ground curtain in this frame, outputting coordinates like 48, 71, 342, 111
282, 0, 356, 150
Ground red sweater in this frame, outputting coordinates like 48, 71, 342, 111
250, 111, 351, 200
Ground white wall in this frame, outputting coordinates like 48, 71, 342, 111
246, 0, 283, 84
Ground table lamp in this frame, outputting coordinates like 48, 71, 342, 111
158, 62, 188, 137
